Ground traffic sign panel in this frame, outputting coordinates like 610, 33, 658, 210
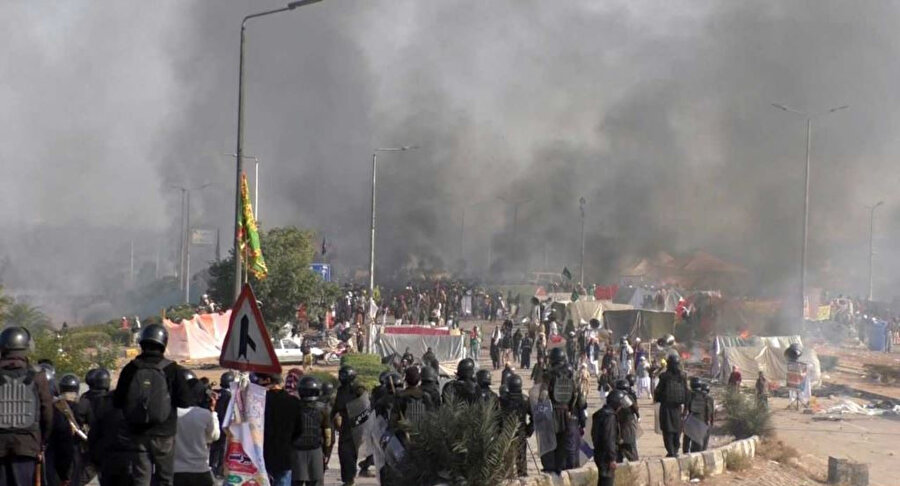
220, 284, 282, 374
310, 263, 331, 282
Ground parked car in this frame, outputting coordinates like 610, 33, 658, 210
273, 337, 305, 363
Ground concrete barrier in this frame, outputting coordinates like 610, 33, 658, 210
515, 436, 760, 486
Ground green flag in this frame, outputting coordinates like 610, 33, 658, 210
571, 290, 579, 302
562, 267, 572, 280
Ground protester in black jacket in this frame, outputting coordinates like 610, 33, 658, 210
258, 373, 301, 486
592, 390, 627, 486
112, 324, 192, 486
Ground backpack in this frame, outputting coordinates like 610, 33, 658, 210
0, 368, 40, 432
124, 359, 172, 427
663, 373, 687, 405
689, 392, 708, 418
294, 405, 323, 450
551, 374, 574, 407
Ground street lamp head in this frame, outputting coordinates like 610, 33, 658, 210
400, 145, 418, 151
829, 105, 849, 113
288, 0, 323, 9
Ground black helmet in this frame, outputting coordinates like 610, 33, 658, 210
784, 343, 803, 361
139, 324, 168, 349
507, 374, 523, 394
321, 382, 334, 397
690, 376, 702, 391
657, 334, 676, 347
220, 371, 235, 389
614, 379, 629, 391
59, 374, 80, 393
378, 370, 391, 386
606, 389, 632, 410
297, 376, 322, 402
589, 318, 601, 329
666, 353, 681, 371
700, 383, 710, 394
420, 366, 438, 385
386, 372, 404, 392
0, 327, 31, 353
39, 362, 56, 382
180, 368, 197, 383
549, 347, 566, 366
476, 369, 492, 388
338, 366, 357, 385
456, 358, 475, 380
626, 374, 636, 387
89, 368, 111, 391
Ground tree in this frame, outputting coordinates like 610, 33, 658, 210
207, 227, 330, 333
3, 301, 51, 331
0, 286, 11, 326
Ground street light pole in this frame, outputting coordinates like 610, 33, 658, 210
579, 196, 586, 287
772, 103, 848, 325
233, 0, 324, 302
170, 182, 213, 303
867, 201, 884, 301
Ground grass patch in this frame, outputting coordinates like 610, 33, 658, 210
724, 451, 752, 472
818, 354, 838, 372
722, 388, 773, 439
759, 438, 799, 464
340, 353, 389, 390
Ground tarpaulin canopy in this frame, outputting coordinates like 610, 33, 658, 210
710, 335, 821, 388
567, 300, 633, 325
164, 311, 231, 361
372, 325, 466, 367
602, 309, 675, 341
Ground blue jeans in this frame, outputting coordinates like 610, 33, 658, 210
269, 470, 292, 486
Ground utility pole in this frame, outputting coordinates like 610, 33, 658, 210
130, 240, 135, 284
579, 196, 586, 287
867, 201, 884, 301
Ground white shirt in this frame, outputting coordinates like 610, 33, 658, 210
174, 407, 220, 473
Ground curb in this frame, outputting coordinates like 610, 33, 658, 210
514, 436, 760, 486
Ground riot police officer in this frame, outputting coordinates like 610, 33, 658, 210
614, 379, 640, 461
419, 366, 442, 408
475, 369, 498, 404
499, 374, 533, 477
331, 366, 367, 485
293, 376, 332, 486
75, 368, 111, 485
653, 353, 689, 457
543, 347, 578, 473
592, 390, 629, 486
683, 377, 711, 453
441, 358, 478, 405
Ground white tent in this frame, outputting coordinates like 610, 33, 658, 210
164, 311, 231, 361
567, 300, 633, 325
710, 335, 821, 388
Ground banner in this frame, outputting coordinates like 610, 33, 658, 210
223, 382, 270, 486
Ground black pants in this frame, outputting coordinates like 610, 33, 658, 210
596, 466, 615, 486
337, 439, 358, 483
549, 431, 568, 473
662, 431, 680, 457
0, 456, 36, 486
209, 435, 226, 477
131, 435, 176, 486
683, 437, 703, 454
515, 437, 528, 477
521, 350, 531, 369
74, 451, 99, 486
173, 471, 213, 486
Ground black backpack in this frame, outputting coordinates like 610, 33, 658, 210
0, 368, 40, 432
124, 359, 172, 426
551, 374, 575, 407
294, 405, 323, 450
663, 373, 687, 405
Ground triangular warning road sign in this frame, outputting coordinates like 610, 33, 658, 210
220, 284, 282, 374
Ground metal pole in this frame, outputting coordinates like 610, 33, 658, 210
233, 22, 247, 302
186, 189, 192, 304
800, 119, 810, 323
369, 152, 377, 299
179, 189, 187, 290
459, 207, 465, 262
130, 240, 134, 284
580, 197, 586, 287
255, 159, 260, 221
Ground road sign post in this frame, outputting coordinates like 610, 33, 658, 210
220, 283, 282, 374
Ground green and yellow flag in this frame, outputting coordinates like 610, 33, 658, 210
239, 173, 268, 279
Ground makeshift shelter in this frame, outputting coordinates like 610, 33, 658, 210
710, 335, 821, 388
372, 325, 467, 366
602, 309, 676, 342
164, 311, 231, 361
568, 300, 633, 326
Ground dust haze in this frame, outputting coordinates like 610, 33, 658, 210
2, 0, 899, 321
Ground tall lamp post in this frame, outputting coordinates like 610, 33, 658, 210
233, 0, 324, 301
579, 196, 586, 287
867, 201, 884, 301
225, 153, 260, 219
771, 102, 848, 325
170, 182, 213, 303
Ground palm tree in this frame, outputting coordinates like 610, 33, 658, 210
3, 301, 51, 331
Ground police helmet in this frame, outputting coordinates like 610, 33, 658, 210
420, 366, 438, 385
605, 389, 632, 410
39, 362, 56, 382
59, 374, 80, 393
457, 358, 476, 380
180, 368, 197, 383
666, 353, 681, 370
657, 334, 676, 347
139, 324, 168, 349
626, 374, 636, 387
614, 379, 629, 391
90, 368, 111, 391
690, 376, 702, 391
386, 372, 404, 391
297, 376, 322, 402
784, 343, 803, 361
507, 374, 523, 394
476, 369, 492, 388
0, 327, 31, 353
549, 347, 566, 366
321, 381, 334, 397
220, 371, 235, 389
339, 366, 357, 385
589, 318, 601, 329
84, 369, 98, 388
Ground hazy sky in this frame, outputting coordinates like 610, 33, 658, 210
3, 0, 900, 309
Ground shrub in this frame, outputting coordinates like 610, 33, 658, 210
340, 353, 388, 390
32, 329, 120, 378
67, 331, 112, 350
722, 388, 773, 439
724, 451, 751, 472
399, 397, 520, 486
758, 438, 799, 464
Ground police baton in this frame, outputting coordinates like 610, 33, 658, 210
525, 439, 541, 473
